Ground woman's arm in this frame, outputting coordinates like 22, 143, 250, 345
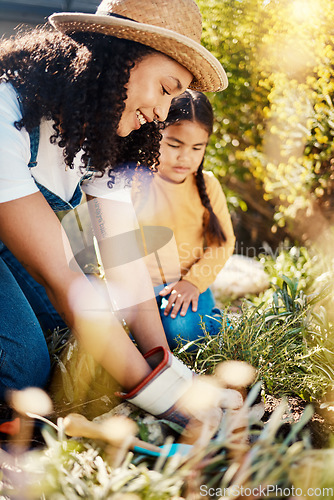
0, 192, 152, 390
85, 194, 170, 353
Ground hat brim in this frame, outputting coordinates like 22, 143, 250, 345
48, 12, 228, 92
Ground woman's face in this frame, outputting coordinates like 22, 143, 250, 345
157, 120, 209, 184
117, 53, 193, 137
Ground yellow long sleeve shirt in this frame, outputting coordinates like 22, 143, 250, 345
132, 171, 235, 294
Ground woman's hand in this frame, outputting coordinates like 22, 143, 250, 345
159, 280, 200, 318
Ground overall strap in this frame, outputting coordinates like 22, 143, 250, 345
27, 126, 83, 212
15, 89, 40, 169
28, 126, 40, 169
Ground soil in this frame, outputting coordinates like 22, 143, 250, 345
263, 394, 334, 449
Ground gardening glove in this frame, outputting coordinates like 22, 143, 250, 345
117, 346, 243, 428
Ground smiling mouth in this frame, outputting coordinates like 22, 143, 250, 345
136, 110, 148, 126
173, 166, 189, 171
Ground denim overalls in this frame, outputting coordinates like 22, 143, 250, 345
0, 125, 91, 398
27, 126, 86, 212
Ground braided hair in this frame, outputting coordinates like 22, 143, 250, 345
0, 27, 161, 173
161, 90, 226, 245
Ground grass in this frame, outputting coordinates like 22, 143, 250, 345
176, 274, 334, 403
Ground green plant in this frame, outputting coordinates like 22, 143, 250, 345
260, 244, 319, 293
177, 277, 334, 402
49, 336, 121, 420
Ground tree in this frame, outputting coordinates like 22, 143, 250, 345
199, 0, 334, 252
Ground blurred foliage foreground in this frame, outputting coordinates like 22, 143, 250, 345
199, 0, 334, 252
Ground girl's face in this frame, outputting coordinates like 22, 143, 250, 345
117, 53, 193, 137
157, 120, 209, 184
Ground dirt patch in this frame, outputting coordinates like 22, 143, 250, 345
263, 394, 334, 449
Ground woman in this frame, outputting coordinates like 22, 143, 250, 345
0, 0, 241, 423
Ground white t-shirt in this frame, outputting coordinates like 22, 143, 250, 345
81, 163, 135, 203
0, 82, 96, 204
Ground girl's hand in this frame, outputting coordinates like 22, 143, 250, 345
159, 280, 200, 318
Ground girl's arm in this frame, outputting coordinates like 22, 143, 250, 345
0, 192, 152, 390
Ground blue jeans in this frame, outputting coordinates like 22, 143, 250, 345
155, 285, 224, 351
0, 242, 66, 399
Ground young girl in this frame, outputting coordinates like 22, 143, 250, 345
133, 90, 236, 350
0, 0, 242, 424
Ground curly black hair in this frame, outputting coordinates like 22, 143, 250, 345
161, 90, 226, 245
0, 27, 161, 173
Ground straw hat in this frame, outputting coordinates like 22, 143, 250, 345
48, 0, 228, 92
